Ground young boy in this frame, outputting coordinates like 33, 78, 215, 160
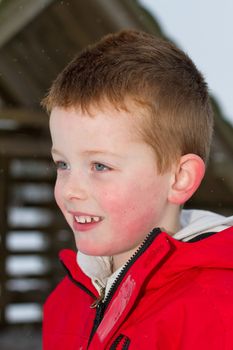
42, 30, 233, 349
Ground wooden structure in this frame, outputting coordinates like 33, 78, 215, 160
0, 0, 232, 332
0, 110, 73, 327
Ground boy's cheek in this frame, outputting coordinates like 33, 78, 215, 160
99, 182, 154, 220
99, 178, 167, 231
98, 184, 134, 213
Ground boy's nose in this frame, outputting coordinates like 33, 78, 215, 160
62, 173, 88, 201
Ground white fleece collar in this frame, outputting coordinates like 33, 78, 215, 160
174, 209, 233, 241
77, 253, 123, 297
77, 209, 233, 295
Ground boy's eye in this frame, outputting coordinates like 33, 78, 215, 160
55, 161, 69, 170
93, 163, 110, 172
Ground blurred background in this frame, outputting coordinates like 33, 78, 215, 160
0, 1, 232, 349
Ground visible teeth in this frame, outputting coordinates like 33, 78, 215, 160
75, 215, 101, 224
79, 216, 86, 223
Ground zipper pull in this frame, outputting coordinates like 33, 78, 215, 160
90, 280, 105, 309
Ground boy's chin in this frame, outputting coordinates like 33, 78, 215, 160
75, 241, 113, 257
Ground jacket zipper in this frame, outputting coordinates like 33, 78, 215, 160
121, 335, 130, 350
109, 334, 124, 349
90, 280, 105, 308
110, 334, 131, 350
87, 227, 161, 347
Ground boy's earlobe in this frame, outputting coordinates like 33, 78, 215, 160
168, 154, 205, 205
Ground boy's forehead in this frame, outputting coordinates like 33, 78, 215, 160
50, 101, 146, 142
50, 104, 158, 168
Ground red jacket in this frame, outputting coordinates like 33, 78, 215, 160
43, 227, 233, 349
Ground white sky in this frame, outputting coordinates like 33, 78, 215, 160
139, 0, 233, 126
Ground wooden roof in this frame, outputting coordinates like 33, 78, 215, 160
0, 0, 161, 108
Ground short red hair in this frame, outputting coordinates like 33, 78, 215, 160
42, 30, 213, 172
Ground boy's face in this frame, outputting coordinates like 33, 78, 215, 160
50, 105, 175, 267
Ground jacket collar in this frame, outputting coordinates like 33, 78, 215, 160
59, 229, 174, 296
59, 249, 98, 297
61, 210, 233, 296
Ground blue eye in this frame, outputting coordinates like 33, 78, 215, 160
93, 163, 110, 172
55, 161, 69, 170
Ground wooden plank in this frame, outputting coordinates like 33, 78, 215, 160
4, 249, 57, 256
5, 226, 59, 231
5, 272, 59, 280
0, 0, 54, 48
0, 109, 48, 128
0, 157, 9, 325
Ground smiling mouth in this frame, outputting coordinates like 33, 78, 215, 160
74, 215, 102, 224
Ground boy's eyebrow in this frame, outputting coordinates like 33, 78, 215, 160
51, 148, 123, 158
82, 150, 123, 158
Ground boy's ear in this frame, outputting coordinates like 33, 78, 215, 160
168, 154, 205, 205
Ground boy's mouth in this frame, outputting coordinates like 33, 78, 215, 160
72, 214, 103, 232
74, 215, 102, 224
69, 211, 104, 231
